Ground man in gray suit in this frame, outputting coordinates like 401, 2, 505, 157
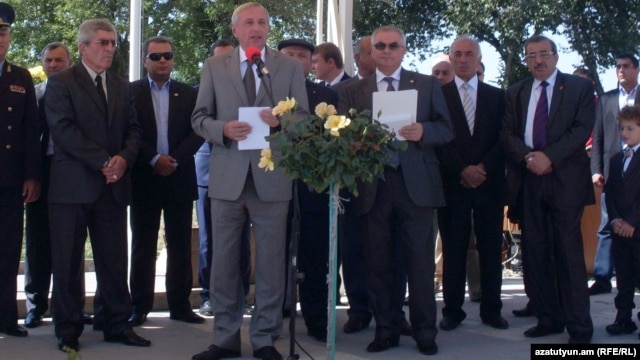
190, 3, 308, 360
46, 19, 149, 352
590, 53, 639, 295
338, 25, 453, 356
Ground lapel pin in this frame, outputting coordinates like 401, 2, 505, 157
173, 93, 179, 96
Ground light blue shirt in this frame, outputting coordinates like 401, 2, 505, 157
618, 83, 638, 110
0, 60, 4, 77
149, 76, 171, 166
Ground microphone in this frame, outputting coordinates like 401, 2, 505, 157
245, 46, 270, 77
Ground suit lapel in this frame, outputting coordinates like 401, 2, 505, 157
518, 79, 533, 137
256, 48, 280, 105
548, 72, 565, 122
398, 68, 416, 91
227, 49, 248, 106
75, 64, 108, 118
168, 81, 180, 144
623, 152, 640, 182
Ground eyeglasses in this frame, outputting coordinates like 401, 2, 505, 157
524, 51, 555, 61
373, 42, 405, 51
146, 52, 174, 61
92, 39, 117, 48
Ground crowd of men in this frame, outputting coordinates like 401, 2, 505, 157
1, 1, 640, 359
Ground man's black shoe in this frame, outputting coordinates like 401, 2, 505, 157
512, 306, 533, 317
192, 345, 240, 360
366, 336, 399, 352
82, 313, 93, 325
307, 327, 327, 342
127, 312, 148, 326
104, 328, 151, 347
170, 311, 205, 324
253, 346, 283, 360
199, 300, 213, 316
606, 320, 638, 335
482, 315, 509, 329
416, 338, 438, 355
58, 336, 79, 353
24, 310, 43, 328
439, 316, 461, 331
0, 325, 28, 337
588, 280, 612, 295
343, 317, 370, 333
524, 324, 564, 338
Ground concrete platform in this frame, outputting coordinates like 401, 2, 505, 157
3, 276, 633, 360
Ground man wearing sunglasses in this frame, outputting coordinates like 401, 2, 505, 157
338, 25, 453, 356
128, 36, 204, 328
502, 35, 594, 344
45, 19, 149, 352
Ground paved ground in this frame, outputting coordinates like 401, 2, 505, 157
3, 276, 633, 360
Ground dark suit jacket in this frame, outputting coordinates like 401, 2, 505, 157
45, 63, 141, 205
502, 71, 595, 209
591, 89, 622, 181
438, 80, 505, 196
0, 61, 41, 187
131, 78, 202, 201
338, 68, 454, 215
605, 149, 640, 239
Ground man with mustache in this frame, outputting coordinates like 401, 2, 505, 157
502, 35, 595, 344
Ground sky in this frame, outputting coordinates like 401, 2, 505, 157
404, 33, 619, 91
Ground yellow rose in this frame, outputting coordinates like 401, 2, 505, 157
324, 115, 351, 137
272, 97, 297, 116
258, 148, 274, 171
315, 102, 337, 118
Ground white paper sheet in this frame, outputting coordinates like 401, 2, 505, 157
372, 89, 417, 141
238, 106, 270, 150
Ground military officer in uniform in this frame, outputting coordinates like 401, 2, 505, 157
0, 2, 42, 337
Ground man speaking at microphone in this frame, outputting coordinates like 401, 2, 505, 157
191, 3, 308, 360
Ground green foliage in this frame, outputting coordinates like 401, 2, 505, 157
442, 0, 562, 87
267, 102, 406, 196
561, 0, 640, 94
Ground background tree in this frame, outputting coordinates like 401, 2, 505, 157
561, 0, 640, 94
442, 0, 562, 87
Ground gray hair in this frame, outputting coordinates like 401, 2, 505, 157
77, 19, 117, 45
231, 2, 269, 26
372, 26, 406, 46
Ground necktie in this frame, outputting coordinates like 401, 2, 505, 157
383, 76, 400, 168
95, 74, 108, 111
462, 82, 475, 135
623, 147, 634, 175
243, 61, 256, 106
532, 81, 549, 150
383, 77, 395, 92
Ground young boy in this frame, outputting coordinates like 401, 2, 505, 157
604, 105, 640, 337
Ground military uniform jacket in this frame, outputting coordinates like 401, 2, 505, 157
0, 61, 41, 187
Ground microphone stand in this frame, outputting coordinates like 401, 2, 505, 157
256, 67, 276, 108
286, 181, 301, 360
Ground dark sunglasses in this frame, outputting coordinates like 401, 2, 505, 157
92, 39, 117, 48
373, 42, 405, 51
146, 52, 174, 61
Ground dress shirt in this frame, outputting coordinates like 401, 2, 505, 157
326, 70, 346, 86
149, 77, 171, 167
525, 69, 558, 149
82, 61, 107, 102
0, 60, 4, 77
375, 67, 401, 92
619, 84, 639, 109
